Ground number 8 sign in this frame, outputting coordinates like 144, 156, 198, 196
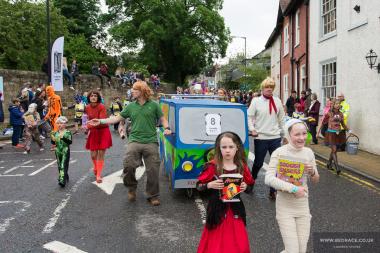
205, 113, 221, 136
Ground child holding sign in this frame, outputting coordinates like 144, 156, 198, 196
196, 132, 254, 253
265, 119, 320, 253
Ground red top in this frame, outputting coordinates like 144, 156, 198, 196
85, 103, 108, 129
198, 160, 254, 186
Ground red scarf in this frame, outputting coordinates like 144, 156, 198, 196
263, 94, 277, 114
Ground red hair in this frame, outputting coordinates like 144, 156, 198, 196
133, 81, 153, 100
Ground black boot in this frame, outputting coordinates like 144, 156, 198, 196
332, 153, 341, 175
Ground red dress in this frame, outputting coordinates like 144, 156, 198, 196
85, 103, 112, 150
197, 161, 254, 253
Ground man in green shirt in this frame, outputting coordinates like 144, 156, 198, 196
89, 81, 171, 206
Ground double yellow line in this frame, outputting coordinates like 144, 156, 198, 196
316, 160, 380, 195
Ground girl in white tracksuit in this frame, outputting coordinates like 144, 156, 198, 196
265, 119, 320, 253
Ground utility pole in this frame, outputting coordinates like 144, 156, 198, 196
46, 0, 51, 83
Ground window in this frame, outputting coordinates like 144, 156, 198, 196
295, 11, 300, 46
300, 64, 306, 91
283, 74, 289, 101
321, 61, 336, 106
284, 25, 289, 56
321, 0, 336, 35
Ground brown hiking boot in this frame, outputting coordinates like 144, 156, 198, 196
149, 198, 160, 206
128, 190, 136, 202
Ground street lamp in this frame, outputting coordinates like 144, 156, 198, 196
365, 49, 380, 73
231, 36, 247, 90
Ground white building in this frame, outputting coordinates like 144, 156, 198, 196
266, 30, 282, 99
309, 0, 380, 154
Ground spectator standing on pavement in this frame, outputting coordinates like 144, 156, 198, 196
51, 116, 72, 187
307, 93, 321, 145
63, 57, 74, 90
8, 98, 24, 148
323, 101, 348, 175
265, 119, 319, 253
70, 59, 79, 84
304, 88, 312, 115
88, 81, 171, 206
85, 90, 112, 183
196, 132, 254, 253
285, 90, 299, 117
99, 62, 112, 87
247, 77, 285, 200
299, 91, 306, 113
22, 103, 44, 154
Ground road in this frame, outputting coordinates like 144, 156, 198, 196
0, 130, 379, 252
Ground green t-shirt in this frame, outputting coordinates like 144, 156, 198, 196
120, 100, 163, 143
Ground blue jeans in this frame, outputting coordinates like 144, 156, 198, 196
12, 125, 22, 146
63, 69, 74, 86
252, 138, 282, 193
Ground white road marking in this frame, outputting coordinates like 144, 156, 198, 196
43, 173, 88, 233
70, 159, 77, 164
135, 164, 145, 180
71, 150, 87, 153
4, 160, 33, 174
0, 201, 31, 234
248, 151, 255, 163
194, 197, 207, 225
43, 241, 87, 253
29, 160, 56, 176
0, 174, 23, 177
20, 165, 34, 168
92, 169, 123, 195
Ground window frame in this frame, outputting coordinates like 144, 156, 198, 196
320, 59, 337, 107
321, 0, 337, 37
283, 25, 289, 56
295, 10, 300, 47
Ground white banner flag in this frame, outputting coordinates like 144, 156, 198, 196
51, 36, 64, 91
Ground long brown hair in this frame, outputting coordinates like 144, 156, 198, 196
213, 132, 246, 175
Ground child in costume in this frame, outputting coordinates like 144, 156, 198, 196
265, 119, 320, 253
196, 132, 254, 253
23, 103, 44, 154
52, 116, 72, 187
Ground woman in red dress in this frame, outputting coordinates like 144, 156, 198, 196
196, 132, 254, 253
85, 90, 112, 183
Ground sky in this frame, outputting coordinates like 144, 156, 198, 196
99, 0, 279, 63
218, 0, 278, 63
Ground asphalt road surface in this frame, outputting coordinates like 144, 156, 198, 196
0, 130, 379, 252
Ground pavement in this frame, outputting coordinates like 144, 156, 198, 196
308, 137, 380, 184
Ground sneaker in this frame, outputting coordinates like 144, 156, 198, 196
40, 135, 46, 140
69, 86, 75, 90
50, 145, 56, 151
14, 144, 25, 149
128, 190, 136, 202
39, 147, 44, 152
149, 198, 160, 206
23, 149, 30, 154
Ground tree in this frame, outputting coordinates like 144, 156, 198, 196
53, 0, 101, 41
104, 0, 230, 84
0, 0, 68, 70
237, 62, 269, 91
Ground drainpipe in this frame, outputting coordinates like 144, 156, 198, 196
305, 0, 309, 90
290, 14, 294, 93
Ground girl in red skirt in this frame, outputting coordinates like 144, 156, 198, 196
196, 132, 254, 253
323, 100, 348, 175
85, 90, 112, 183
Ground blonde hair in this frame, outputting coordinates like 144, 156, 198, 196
260, 77, 276, 90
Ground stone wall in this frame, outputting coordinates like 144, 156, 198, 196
0, 69, 176, 124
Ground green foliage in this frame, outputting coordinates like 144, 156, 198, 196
53, 0, 101, 41
105, 0, 230, 84
0, 0, 68, 70
238, 63, 269, 91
